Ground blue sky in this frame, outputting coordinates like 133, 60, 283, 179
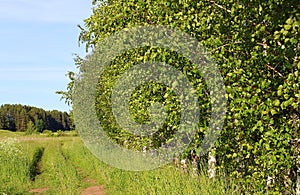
0, 0, 92, 112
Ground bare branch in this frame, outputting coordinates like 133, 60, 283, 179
209, 0, 232, 13
265, 63, 284, 78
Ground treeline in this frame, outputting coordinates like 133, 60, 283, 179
0, 104, 73, 132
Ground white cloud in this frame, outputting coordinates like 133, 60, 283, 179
0, 0, 92, 23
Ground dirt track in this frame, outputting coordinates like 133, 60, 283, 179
19, 136, 106, 195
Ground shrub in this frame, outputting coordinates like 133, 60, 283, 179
26, 121, 37, 135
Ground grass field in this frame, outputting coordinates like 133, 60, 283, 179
0, 130, 239, 194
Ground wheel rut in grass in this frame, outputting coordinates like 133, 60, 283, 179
29, 147, 45, 181
76, 167, 106, 195
81, 185, 105, 195
59, 142, 106, 195
28, 147, 48, 194
29, 187, 49, 195
25, 137, 105, 194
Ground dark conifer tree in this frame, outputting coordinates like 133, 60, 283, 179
0, 104, 73, 132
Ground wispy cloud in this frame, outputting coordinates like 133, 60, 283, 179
0, 0, 92, 23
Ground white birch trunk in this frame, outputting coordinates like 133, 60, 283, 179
208, 148, 216, 179
296, 146, 300, 195
297, 174, 300, 195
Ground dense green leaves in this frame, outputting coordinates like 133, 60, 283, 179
65, 0, 300, 193
93, 47, 210, 150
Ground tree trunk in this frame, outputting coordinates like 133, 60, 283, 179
208, 148, 216, 179
296, 141, 300, 195
297, 174, 300, 195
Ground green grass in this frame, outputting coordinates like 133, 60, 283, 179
0, 137, 31, 194
63, 141, 237, 195
30, 138, 82, 194
0, 129, 25, 137
0, 130, 239, 194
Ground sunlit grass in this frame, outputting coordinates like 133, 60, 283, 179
0, 138, 31, 194
0, 130, 239, 194
0, 129, 24, 137
63, 139, 239, 195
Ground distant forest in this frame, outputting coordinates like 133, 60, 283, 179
0, 104, 73, 132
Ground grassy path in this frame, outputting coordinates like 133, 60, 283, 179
0, 131, 105, 194
0, 130, 237, 194
25, 137, 105, 194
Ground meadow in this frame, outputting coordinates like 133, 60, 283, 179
0, 130, 239, 194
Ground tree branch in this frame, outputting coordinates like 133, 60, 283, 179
265, 63, 284, 78
209, 0, 232, 13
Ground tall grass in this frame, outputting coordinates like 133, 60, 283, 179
0, 138, 31, 194
63, 139, 239, 194
0, 131, 239, 194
